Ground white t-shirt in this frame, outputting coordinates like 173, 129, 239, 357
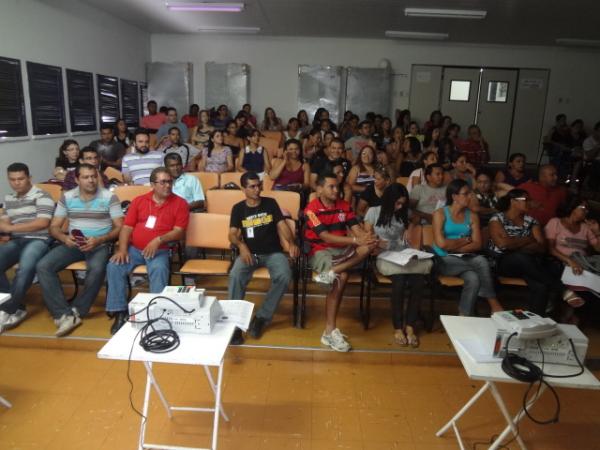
406, 168, 426, 193
364, 206, 408, 251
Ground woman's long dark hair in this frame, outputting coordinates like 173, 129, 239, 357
206, 130, 224, 158
446, 179, 469, 206
376, 183, 409, 228
56, 139, 79, 166
496, 188, 528, 212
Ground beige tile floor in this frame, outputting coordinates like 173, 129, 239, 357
4, 276, 600, 358
0, 344, 600, 450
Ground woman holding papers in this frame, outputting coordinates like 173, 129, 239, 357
488, 189, 561, 315
364, 183, 432, 347
432, 179, 503, 316
545, 196, 600, 317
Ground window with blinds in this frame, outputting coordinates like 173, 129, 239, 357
120, 79, 139, 127
97, 74, 119, 125
66, 69, 96, 132
0, 56, 27, 138
27, 62, 67, 135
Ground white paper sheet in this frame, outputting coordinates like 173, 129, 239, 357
218, 300, 254, 331
378, 248, 434, 266
455, 338, 500, 364
561, 267, 600, 294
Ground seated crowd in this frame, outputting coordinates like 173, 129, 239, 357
0, 103, 599, 353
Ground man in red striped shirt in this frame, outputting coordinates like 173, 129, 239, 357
304, 173, 377, 352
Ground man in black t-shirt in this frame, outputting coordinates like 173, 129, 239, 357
228, 172, 299, 342
310, 138, 351, 190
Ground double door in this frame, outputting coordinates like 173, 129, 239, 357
411, 65, 549, 162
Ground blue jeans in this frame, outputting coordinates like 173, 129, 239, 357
36, 243, 110, 319
0, 238, 50, 314
228, 252, 292, 321
436, 255, 496, 316
105, 246, 170, 312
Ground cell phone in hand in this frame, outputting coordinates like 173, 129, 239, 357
71, 229, 87, 246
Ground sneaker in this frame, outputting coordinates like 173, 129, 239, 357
321, 328, 351, 352
0, 311, 10, 325
55, 314, 82, 337
248, 316, 267, 339
314, 270, 339, 285
75, 270, 86, 280
183, 276, 196, 286
0, 309, 27, 334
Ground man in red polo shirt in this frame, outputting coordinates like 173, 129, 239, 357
105, 167, 189, 333
304, 172, 377, 352
518, 164, 566, 226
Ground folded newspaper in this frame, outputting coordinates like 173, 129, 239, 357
218, 300, 254, 331
378, 248, 434, 266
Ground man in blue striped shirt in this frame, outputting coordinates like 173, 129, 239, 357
36, 164, 123, 337
0, 163, 54, 334
121, 129, 164, 185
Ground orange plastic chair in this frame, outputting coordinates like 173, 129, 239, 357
179, 213, 233, 279
219, 172, 243, 188
206, 189, 245, 215
189, 171, 219, 191
261, 131, 283, 142
259, 137, 282, 160
104, 167, 124, 183
396, 176, 409, 187
262, 174, 274, 192
36, 183, 62, 202
262, 190, 301, 220
113, 185, 151, 202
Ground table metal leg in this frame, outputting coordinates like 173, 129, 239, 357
203, 365, 229, 421
436, 381, 491, 438
488, 382, 546, 450
210, 361, 225, 450
0, 395, 12, 409
138, 364, 153, 450
144, 361, 172, 419
488, 382, 528, 450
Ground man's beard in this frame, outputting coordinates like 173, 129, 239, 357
136, 146, 150, 154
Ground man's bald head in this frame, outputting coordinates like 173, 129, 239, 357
538, 164, 558, 188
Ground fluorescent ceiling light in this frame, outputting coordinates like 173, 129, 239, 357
556, 38, 600, 47
385, 30, 449, 41
405, 8, 486, 19
197, 26, 260, 34
166, 2, 244, 12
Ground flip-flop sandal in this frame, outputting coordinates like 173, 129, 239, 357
563, 290, 585, 308
394, 330, 408, 346
406, 333, 420, 348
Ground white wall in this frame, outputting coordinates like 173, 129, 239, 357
152, 33, 600, 137
0, 0, 150, 197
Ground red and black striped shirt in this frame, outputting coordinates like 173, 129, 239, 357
304, 197, 358, 256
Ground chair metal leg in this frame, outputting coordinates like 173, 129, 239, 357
299, 264, 308, 329
363, 267, 373, 330
67, 271, 79, 302
292, 260, 299, 327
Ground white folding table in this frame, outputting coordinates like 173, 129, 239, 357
438, 315, 600, 450
98, 321, 236, 450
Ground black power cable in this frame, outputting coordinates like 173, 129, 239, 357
125, 295, 197, 420
498, 330, 586, 440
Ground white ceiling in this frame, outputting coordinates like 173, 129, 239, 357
68, 0, 600, 46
